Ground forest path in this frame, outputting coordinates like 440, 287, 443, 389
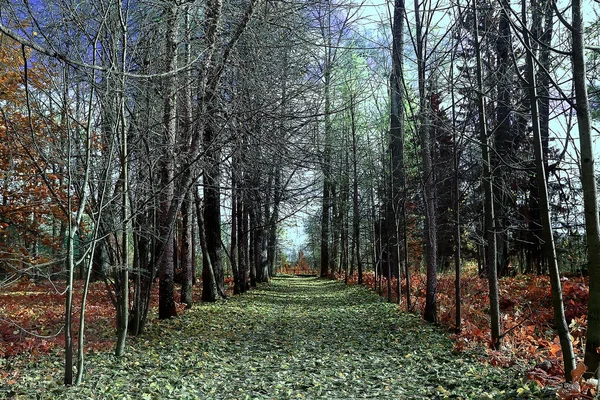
11, 277, 552, 399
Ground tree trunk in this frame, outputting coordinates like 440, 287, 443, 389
523, 0, 575, 379
332, 182, 340, 275
413, 0, 438, 323
129, 210, 152, 335
180, 191, 194, 308
320, 5, 333, 278
195, 190, 220, 302
450, 36, 461, 332
267, 168, 281, 277
115, 5, 130, 354
493, 0, 513, 280
249, 210, 257, 287
64, 224, 74, 385
340, 149, 350, 277
158, 2, 179, 320
202, 108, 226, 300
571, 0, 600, 377
473, 0, 501, 349
351, 91, 362, 284
239, 199, 249, 292
230, 171, 241, 295
180, 6, 194, 309
389, 0, 405, 290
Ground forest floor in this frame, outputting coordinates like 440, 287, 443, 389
1, 277, 555, 399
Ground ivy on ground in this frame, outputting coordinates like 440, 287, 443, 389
2, 277, 554, 399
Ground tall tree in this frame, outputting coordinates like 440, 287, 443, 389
320, 0, 334, 278
473, 0, 501, 349
412, 0, 438, 323
570, 0, 600, 376
389, 0, 406, 297
522, 0, 575, 380
157, 2, 179, 319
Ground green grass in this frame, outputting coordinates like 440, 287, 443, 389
2, 277, 554, 399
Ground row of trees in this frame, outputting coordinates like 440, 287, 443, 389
0, 0, 599, 386
303, 0, 600, 382
0, 0, 331, 384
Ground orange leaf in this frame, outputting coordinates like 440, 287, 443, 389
571, 362, 587, 382
549, 342, 561, 356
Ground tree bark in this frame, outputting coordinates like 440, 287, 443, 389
158, 2, 179, 320
202, 100, 226, 300
320, 3, 333, 278
180, 191, 194, 308
389, 0, 405, 290
523, 0, 575, 379
195, 190, 220, 302
571, 0, 600, 377
350, 91, 362, 284
493, 0, 513, 278
230, 170, 241, 295
473, 0, 501, 349
414, 0, 438, 323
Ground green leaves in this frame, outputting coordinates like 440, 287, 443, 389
5, 278, 555, 399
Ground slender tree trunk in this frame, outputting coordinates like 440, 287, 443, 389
63, 84, 74, 381
493, 0, 513, 278
267, 168, 281, 277
320, 5, 332, 278
240, 200, 250, 291
129, 210, 151, 335
390, 0, 405, 296
203, 106, 226, 300
180, 6, 194, 309
538, 0, 553, 173
195, 190, 220, 302
255, 195, 269, 283
473, 0, 501, 349
115, 3, 130, 354
450, 36, 461, 332
571, 0, 600, 377
350, 92, 362, 284
231, 171, 241, 294
370, 184, 378, 291
341, 148, 350, 277
332, 183, 340, 275
413, 0, 438, 323
158, 2, 179, 320
64, 221, 74, 385
75, 72, 103, 384
181, 191, 194, 308
522, 0, 575, 379
249, 210, 257, 287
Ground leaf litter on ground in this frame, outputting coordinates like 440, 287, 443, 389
2, 277, 555, 399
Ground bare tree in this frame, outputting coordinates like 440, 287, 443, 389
521, 0, 575, 380
472, 0, 501, 349
568, 0, 600, 377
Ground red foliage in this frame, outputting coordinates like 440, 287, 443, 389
0, 276, 232, 362
338, 270, 590, 387
1, 280, 128, 359
278, 251, 317, 276
0, 35, 69, 265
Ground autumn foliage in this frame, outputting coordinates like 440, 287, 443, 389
339, 270, 589, 387
0, 276, 237, 367
279, 251, 317, 276
0, 34, 68, 270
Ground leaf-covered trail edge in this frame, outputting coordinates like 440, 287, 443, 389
3, 277, 553, 399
